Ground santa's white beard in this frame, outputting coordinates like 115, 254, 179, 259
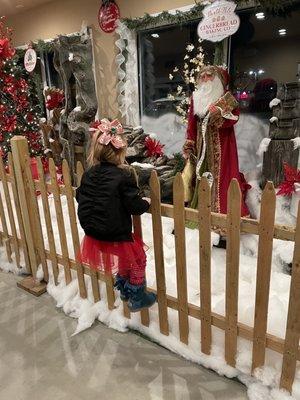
193, 76, 224, 118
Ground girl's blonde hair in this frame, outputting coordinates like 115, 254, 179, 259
87, 130, 127, 168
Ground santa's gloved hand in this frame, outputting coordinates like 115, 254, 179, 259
183, 140, 196, 159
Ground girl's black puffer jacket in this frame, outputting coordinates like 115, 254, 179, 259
76, 162, 149, 242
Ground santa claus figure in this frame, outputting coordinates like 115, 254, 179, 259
183, 65, 250, 218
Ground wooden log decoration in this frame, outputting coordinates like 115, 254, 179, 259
36, 157, 59, 285
49, 159, 72, 285
0, 157, 19, 265
8, 153, 30, 269
252, 182, 276, 372
173, 173, 189, 344
198, 177, 212, 355
62, 159, 87, 298
133, 214, 150, 327
225, 179, 241, 367
280, 202, 300, 393
150, 171, 169, 336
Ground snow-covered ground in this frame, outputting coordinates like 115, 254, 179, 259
0, 181, 299, 400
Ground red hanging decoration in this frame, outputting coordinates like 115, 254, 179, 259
98, 0, 120, 33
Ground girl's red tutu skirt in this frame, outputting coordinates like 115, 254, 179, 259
78, 233, 147, 275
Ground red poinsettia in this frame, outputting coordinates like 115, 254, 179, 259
277, 163, 300, 196
45, 89, 65, 110
0, 38, 15, 60
144, 136, 164, 158
18, 78, 28, 91
4, 115, 17, 132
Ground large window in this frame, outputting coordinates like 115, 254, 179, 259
138, 21, 215, 155
230, 3, 300, 172
138, 3, 300, 173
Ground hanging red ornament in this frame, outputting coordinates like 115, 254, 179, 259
98, 0, 120, 33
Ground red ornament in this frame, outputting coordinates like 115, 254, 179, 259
98, 1, 120, 33
144, 136, 165, 158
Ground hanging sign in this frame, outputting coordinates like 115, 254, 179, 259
24, 48, 37, 72
197, 0, 240, 42
98, 0, 120, 33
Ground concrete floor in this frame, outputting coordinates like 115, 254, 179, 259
0, 271, 248, 400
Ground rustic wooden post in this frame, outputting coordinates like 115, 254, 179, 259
252, 182, 276, 372
225, 179, 241, 367
280, 203, 300, 393
198, 177, 212, 355
150, 171, 169, 336
11, 136, 46, 295
173, 173, 189, 345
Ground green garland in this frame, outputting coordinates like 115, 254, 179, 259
122, 0, 293, 30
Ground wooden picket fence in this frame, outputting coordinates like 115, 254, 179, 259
0, 136, 300, 394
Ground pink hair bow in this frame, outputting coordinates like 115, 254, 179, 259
97, 118, 125, 149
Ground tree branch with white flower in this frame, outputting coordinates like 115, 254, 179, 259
168, 40, 205, 124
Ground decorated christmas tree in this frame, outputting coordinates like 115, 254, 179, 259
0, 17, 44, 161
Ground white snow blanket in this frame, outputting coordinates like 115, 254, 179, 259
0, 182, 299, 400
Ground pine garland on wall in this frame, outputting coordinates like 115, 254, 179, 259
122, 0, 293, 30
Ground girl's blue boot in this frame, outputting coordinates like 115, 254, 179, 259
114, 275, 129, 301
125, 281, 157, 312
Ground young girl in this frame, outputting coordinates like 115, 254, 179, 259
76, 119, 156, 312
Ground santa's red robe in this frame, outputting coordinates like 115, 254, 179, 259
186, 96, 250, 217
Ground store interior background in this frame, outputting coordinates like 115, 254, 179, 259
4, 0, 300, 174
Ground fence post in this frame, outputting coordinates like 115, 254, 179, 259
11, 136, 46, 295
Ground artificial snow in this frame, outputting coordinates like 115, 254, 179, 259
257, 138, 271, 157
270, 98, 281, 108
131, 162, 154, 169
0, 182, 299, 399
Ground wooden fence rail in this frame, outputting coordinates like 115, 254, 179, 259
0, 136, 299, 395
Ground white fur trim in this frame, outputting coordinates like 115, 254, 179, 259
270, 116, 278, 124
257, 138, 271, 156
269, 98, 281, 108
291, 137, 300, 150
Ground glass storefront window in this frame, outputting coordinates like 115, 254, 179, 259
138, 3, 300, 173
231, 4, 300, 173
138, 21, 215, 155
